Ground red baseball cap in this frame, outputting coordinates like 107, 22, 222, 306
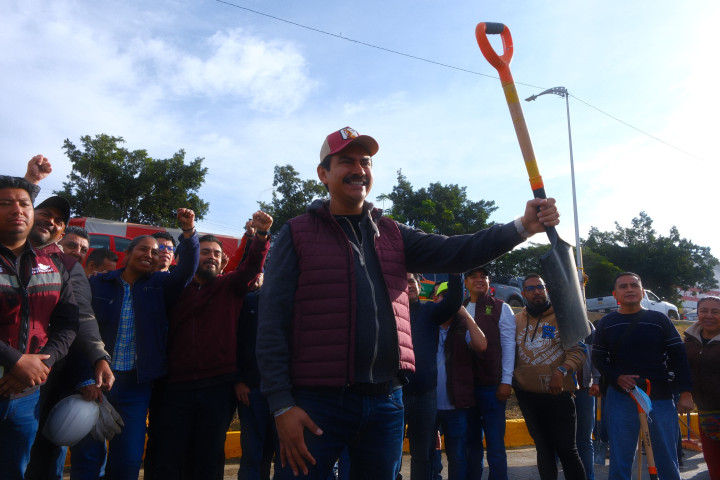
319, 127, 379, 163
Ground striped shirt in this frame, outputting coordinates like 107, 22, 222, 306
112, 279, 137, 371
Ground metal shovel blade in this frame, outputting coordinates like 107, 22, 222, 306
539, 228, 591, 348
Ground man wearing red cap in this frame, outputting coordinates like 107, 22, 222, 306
257, 126, 561, 480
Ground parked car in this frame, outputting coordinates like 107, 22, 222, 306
489, 275, 525, 307
586, 289, 679, 319
87, 233, 132, 267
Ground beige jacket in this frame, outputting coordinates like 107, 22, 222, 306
513, 306, 586, 393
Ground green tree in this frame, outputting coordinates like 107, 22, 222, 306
581, 247, 622, 298
486, 243, 549, 278
382, 170, 498, 235
584, 212, 719, 302
258, 165, 327, 234
56, 134, 209, 227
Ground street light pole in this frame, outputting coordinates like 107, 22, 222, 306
526, 87, 585, 298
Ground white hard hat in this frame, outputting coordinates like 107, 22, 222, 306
43, 394, 99, 446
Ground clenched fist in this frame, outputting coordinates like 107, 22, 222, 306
252, 211, 273, 234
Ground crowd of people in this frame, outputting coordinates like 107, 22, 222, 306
0, 127, 718, 480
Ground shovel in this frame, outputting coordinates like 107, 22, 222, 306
629, 379, 658, 480
593, 397, 608, 466
475, 22, 590, 348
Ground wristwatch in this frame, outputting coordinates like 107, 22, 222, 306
555, 366, 568, 377
96, 354, 112, 367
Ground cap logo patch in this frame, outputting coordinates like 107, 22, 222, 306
340, 127, 359, 140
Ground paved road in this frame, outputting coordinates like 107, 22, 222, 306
217, 447, 710, 479
65, 447, 709, 479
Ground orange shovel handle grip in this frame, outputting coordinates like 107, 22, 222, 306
475, 22, 514, 85
475, 22, 545, 195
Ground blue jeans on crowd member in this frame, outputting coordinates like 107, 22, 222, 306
467, 385, 508, 480
436, 408, 469, 480
605, 387, 681, 480
0, 389, 41, 480
274, 386, 405, 480
238, 386, 275, 480
326, 447, 350, 480
403, 389, 437, 480
574, 388, 596, 480
70, 371, 152, 480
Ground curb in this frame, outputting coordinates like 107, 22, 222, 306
221, 413, 699, 459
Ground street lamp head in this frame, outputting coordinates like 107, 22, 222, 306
525, 86, 568, 102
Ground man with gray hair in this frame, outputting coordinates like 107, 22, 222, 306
58, 225, 90, 264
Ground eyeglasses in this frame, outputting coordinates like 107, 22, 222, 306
158, 244, 175, 252
524, 285, 547, 292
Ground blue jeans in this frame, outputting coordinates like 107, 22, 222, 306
274, 386, 405, 480
605, 387, 681, 480
238, 386, 275, 480
467, 385, 508, 480
403, 389, 437, 480
574, 388, 595, 480
70, 371, 152, 480
0, 389, 41, 480
326, 447, 350, 480
436, 408, 469, 480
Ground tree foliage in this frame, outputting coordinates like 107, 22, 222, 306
258, 165, 327, 234
580, 247, 623, 298
486, 243, 549, 278
584, 211, 719, 302
381, 170, 498, 235
56, 134, 209, 227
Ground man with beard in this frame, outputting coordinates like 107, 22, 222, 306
0, 164, 78, 479
156, 211, 272, 480
22, 175, 112, 479
512, 274, 586, 480
257, 126, 561, 480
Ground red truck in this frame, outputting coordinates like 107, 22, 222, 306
68, 217, 243, 267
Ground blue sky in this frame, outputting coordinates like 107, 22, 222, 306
2, 1, 718, 265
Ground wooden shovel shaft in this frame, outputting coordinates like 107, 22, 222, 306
475, 22, 545, 198
503, 83, 545, 198
639, 413, 659, 480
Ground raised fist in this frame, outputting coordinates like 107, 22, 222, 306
177, 208, 196, 230
25, 155, 52, 184
252, 211, 273, 233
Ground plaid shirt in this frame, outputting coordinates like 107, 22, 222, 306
112, 279, 137, 371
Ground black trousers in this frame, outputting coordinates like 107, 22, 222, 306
514, 388, 586, 480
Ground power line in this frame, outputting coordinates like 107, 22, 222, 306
216, 0, 705, 162
568, 94, 705, 162
214, 0, 545, 88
